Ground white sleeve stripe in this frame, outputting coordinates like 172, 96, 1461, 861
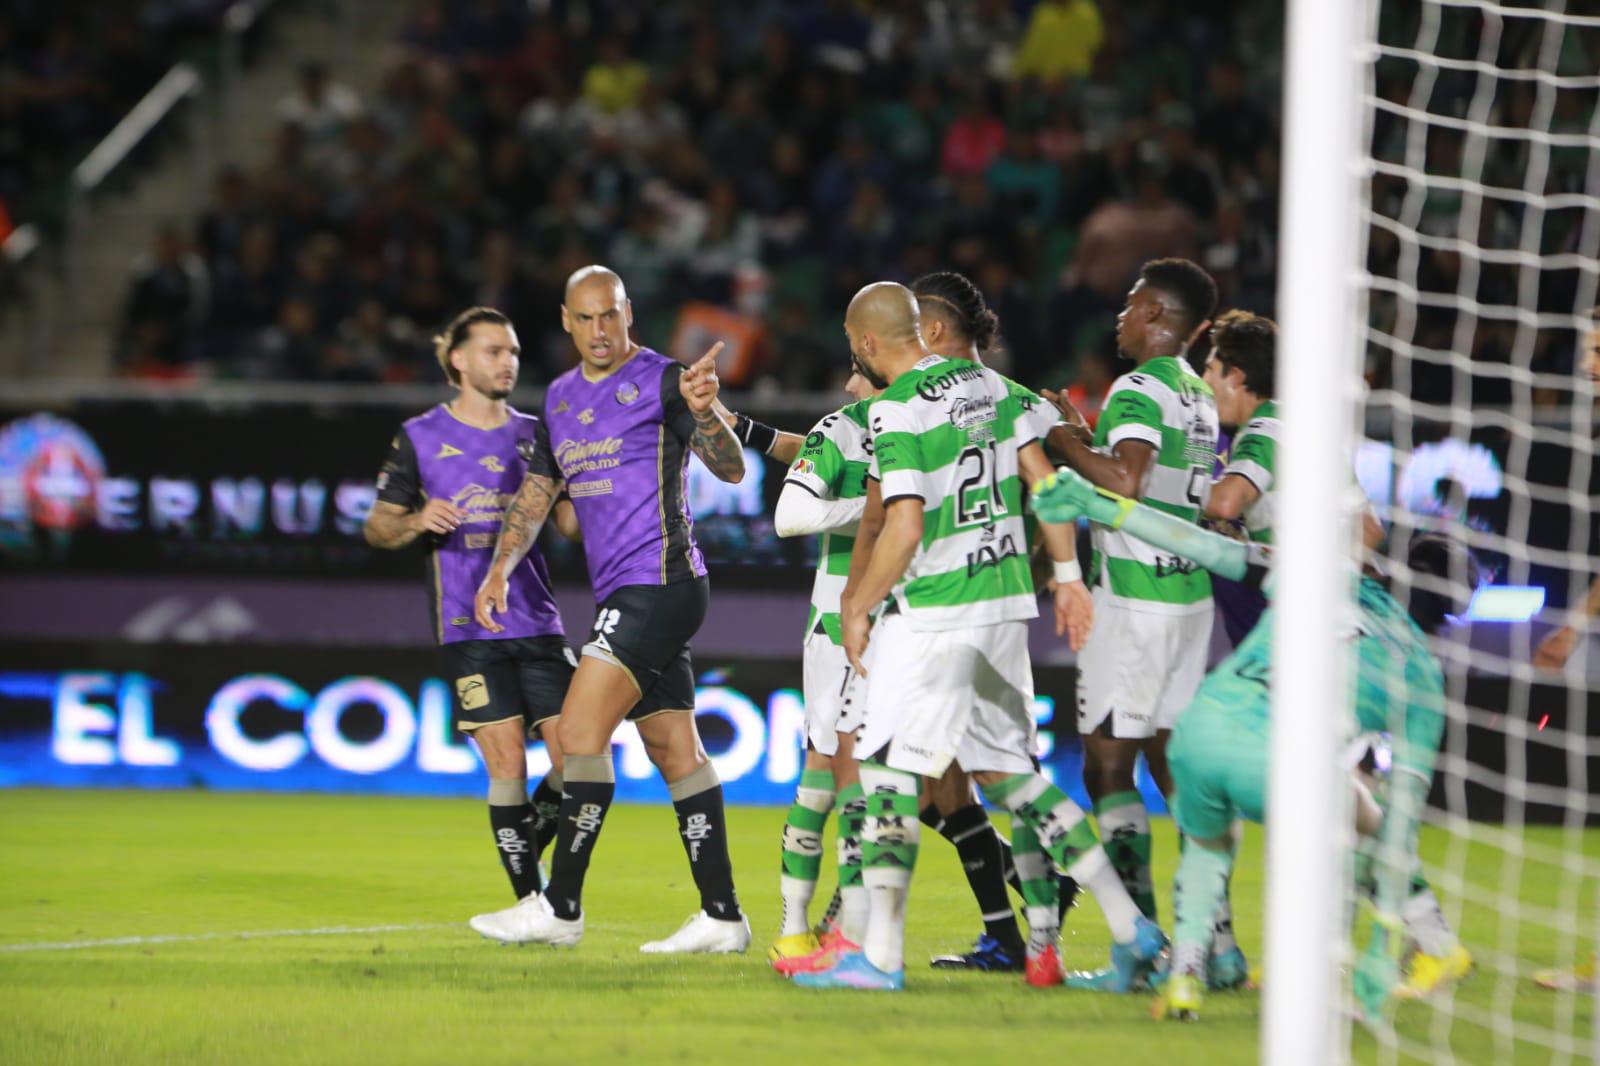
1106, 423, 1163, 449
1224, 460, 1272, 493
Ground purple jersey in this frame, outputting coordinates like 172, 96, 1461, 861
527, 347, 707, 603
376, 404, 564, 645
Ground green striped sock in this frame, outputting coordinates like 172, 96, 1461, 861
834, 782, 868, 942
1095, 790, 1156, 921
778, 768, 834, 937
1009, 818, 1058, 952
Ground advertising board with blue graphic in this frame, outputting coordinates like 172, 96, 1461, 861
0, 643, 1141, 809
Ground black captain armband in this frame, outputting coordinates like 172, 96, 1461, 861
731, 413, 779, 457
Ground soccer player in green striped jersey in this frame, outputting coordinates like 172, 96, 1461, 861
766, 372, 878, 969
793, 283, 1166, 992
1202, 310, 1279, 546
1051, 259, 1220, 985
911, 271, 1082, 972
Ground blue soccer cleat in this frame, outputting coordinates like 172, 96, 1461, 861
930, 934, 1025, 973
1064, 917, 1168, 993
792, 949, 905, 991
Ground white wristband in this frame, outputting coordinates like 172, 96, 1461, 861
1053, 558, 1082, 585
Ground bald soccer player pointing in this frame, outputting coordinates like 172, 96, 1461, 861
469, 266, 751, 954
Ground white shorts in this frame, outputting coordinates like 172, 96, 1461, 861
856, 612, 1038, 779
801, 636, 864, 756
1076, 589, 1213, 740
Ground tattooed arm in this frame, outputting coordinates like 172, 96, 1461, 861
673, 344, 746, 484
473, 469, 558, 632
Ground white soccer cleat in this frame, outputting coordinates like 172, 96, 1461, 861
468, 892, 583, 947
639, 910, 751, 954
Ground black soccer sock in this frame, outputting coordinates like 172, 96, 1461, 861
670, 762, 742, 921
528, 770, 564, 861
939, 804, 1024, 951
543, 754, 614, 920
488, 778, 541, 899
919, 803, 948, 836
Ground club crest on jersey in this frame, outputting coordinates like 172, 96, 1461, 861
435, 443, 464, 459
578, 408, 595, 425
615, 381, 640, 405
478, 455, 506, 473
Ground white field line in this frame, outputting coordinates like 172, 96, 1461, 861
0, 922, 454, 954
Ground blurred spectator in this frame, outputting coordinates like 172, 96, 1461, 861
941, 93, 1006, 179
275, 62, 364, 164
583, 36, 649, 114
1012, 0, 1104, 85
134, 0, 1552, 397
118, 226, 209, 373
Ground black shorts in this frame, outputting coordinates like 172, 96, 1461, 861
583, 577, 707, 720
440, 635, 576, 734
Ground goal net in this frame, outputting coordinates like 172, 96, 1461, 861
1276, 0, 1600, 1062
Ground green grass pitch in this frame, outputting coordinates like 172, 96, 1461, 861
0, 790, 1591, 1064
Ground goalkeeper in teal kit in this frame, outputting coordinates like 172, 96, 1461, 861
1030, 467, 1479, 1024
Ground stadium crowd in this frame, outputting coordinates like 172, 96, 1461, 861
117, 0, 1286, 393
113, 1, 1597, 409
1, 1, 240, 245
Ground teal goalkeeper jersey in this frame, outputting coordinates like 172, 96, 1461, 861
1199, 576, 1446, 779
1090, 355, 1219, 612
868, 355, 1045, 631
785, 400, 872, 645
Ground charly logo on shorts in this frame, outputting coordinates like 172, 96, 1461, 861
456, 674, 489, 711
615, 381, 640, 405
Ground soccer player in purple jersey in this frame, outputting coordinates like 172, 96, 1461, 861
469, 266, 752, 953
364, 307, 577, 912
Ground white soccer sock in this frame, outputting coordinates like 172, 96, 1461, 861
1068, 846, 1141, 944
1403, 885, 1459, 957
838, 884, 869, 945
859, 763, 919, 974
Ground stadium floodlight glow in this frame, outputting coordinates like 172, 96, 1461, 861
206, 674, 310, 771
1459, 585, 1545, 624
305, 677, 416, 775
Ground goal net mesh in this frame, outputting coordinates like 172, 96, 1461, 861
1355, 0, 1599, 1060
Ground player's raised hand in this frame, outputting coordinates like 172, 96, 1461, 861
414, 498, 463, 536
1054, 577, 1093, 650
1039, 388, 1091, 434
680, 342, 725, 415
473, 568, 509, 633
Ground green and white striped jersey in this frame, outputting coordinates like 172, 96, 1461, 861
1222, 398, 1278, 545
1090, 354, 1219, 614
785, 401, 872, 645
868, 355, 1047, 631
